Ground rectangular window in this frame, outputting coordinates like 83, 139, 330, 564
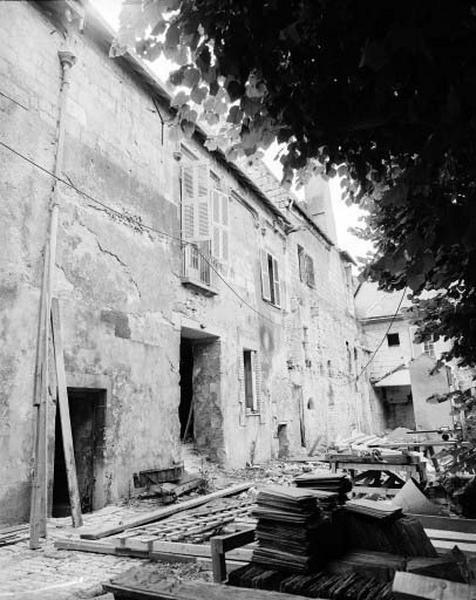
211, 185, 229, 263
387, 333, 400, 347
423, 337, 435, 358
297, 245, 315, 288
243, 350, 256, 411
260, 249, 281, 307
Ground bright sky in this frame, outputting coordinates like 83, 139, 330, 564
91, 0, 372, 264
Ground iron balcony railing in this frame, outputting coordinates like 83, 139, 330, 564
182, 240, 219, 292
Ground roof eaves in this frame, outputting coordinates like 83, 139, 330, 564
68, 3, 291, 226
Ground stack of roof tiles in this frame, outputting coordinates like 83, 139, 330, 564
251, 486, 341, 572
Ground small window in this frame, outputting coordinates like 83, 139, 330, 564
260, 250, 281, 307
387, 333, 400, 347
243, 349, 258, 412
423, 337, 435, 358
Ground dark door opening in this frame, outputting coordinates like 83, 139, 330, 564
52, 387, 106, 517
179, 338, 194, 441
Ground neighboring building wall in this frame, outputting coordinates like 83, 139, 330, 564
409, 355, 452, 430
362, 318, 413, 381
0, 2, 376, 522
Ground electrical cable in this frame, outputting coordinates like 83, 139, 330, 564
356, 286, 408, 381
2, 137, 398, 376
0, 138, 280, 325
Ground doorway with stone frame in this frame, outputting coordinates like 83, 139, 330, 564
178, 327, 225, 463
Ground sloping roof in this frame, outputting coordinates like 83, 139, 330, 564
36, 1, 291, 226
355, 281, 412, 320
239, 158, 334, 246
374, 367, 411, 387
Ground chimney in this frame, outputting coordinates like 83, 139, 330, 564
304, 175, 337, 244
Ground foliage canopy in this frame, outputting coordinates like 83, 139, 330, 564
115, 0, 476, 366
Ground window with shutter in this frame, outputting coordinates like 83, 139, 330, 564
211, 187, 230, 263
180, 162, 210, 242
297, 245, 305, 282
260, 249, 281, 307
272, 256, 281, 307
260, 249, 272, 302
305, 255, 315, 288
243, 350, 257, 411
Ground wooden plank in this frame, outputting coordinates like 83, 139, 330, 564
425, 529, 476, 543
410, 514, 476, 534
430, 539, 476, 555
104, 575, 315, 600
80, 482, 252, 540
211, 528, 255, 553
29, 237, 50, 549
51, 297, 83, 528
392, 571, 476, 599
55, 538, 117, 555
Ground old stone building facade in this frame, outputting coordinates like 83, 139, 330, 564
0, 1, 376, 524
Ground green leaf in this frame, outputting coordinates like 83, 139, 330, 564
171, 91, 189, 107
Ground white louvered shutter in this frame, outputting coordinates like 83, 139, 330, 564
221, 192, 229, 261
238, 352, 245, 426
260, 250, 272, 301
211, 189, 230, 261
196, 163, 210, 240
181, 163, 195, 240
272, 257, 281, 307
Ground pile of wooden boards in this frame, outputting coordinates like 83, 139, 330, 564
343, 499, 402, 519
250, 486, 339, 572
293, 472, 352, 496
0, 524, 29, 547
228, 563, 394, 599
56, 483, 256, 565
335, 510, 439, 557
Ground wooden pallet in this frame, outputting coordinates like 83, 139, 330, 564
80, 482, 253, 540
115, 498, 255, 546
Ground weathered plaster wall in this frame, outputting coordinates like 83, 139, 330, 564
0, 1, 379, 521
409, 354, 452, 430
362, 319, 413, 381
0, 2, 183, 522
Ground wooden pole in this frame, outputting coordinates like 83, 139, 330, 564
51, 297, 83, 527
29, 48, 76, 547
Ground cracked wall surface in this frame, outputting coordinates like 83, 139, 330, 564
0, 2, 379, 522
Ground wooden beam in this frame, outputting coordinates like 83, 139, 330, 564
51, 297, 83, 527
410, 514, 476, 534
210, 528, 255, 582
104, 576, 313, 600
80, 482, 252, 540
29, 243, 50, 549
392, 571, 476, 600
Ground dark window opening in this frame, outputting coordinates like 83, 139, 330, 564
387, 333, 400, 347
244, 350, 255, 411
179, 337, 194, 441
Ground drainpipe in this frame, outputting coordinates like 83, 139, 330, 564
30, 48, 76, 548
